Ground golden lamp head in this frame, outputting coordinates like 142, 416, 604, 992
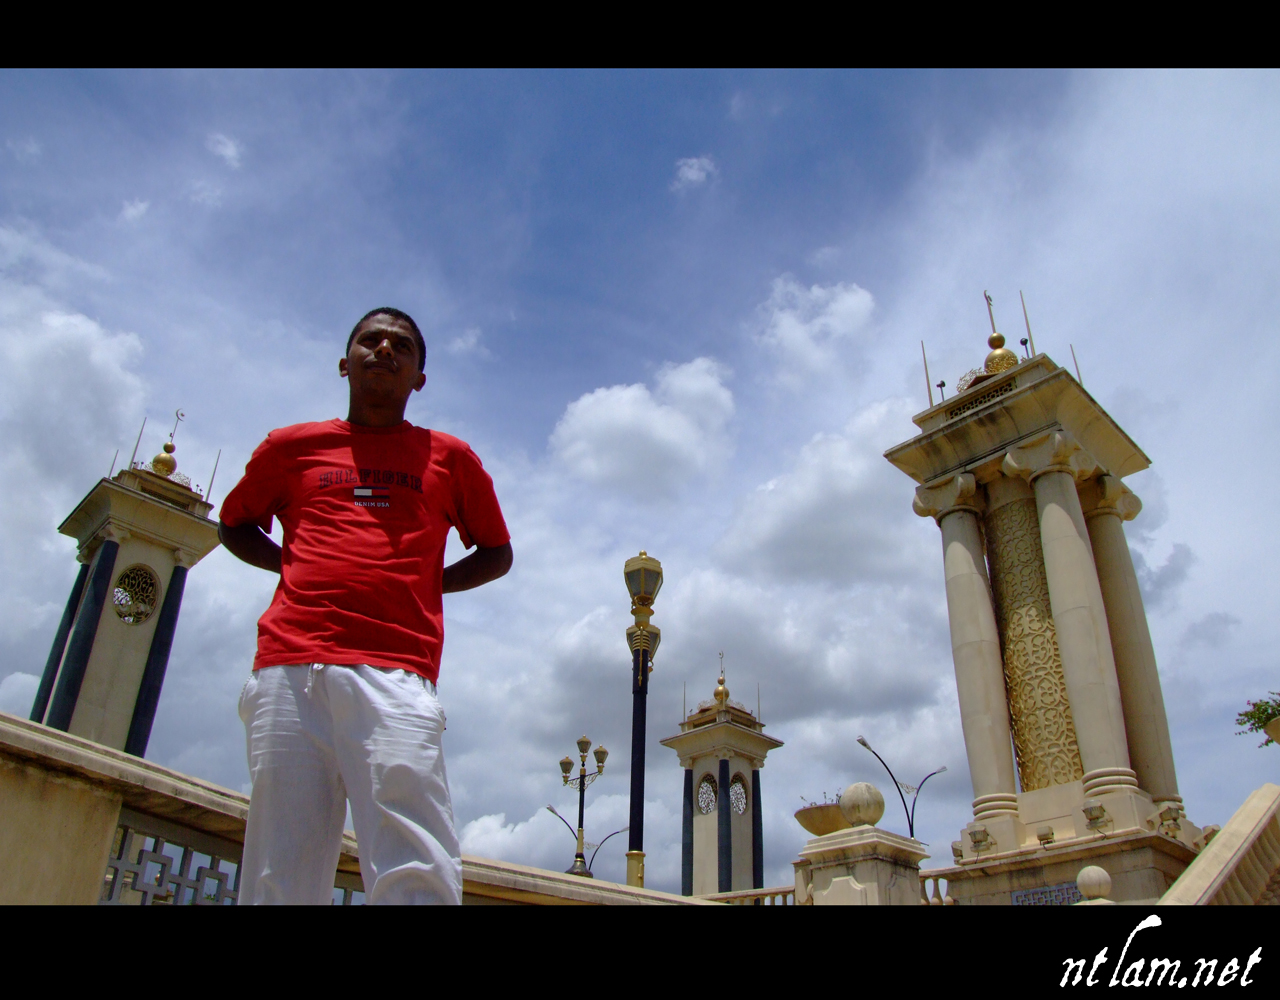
593, 744, 609, 770
624, 550, 663, 609
576, 734, 592, 758
559, 756, 574, 782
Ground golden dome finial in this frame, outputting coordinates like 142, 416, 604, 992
982, 294, 1018, 375
714, 651, 729, 705
149, 408, 184, 478
151, 440, 177, 477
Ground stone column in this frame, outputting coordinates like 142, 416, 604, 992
913, 474, 1017, 825
717, 757, 732, 893
1079, 477, 1180, 806
751, 769, 764, 889
681, 768, 694, 896
1003, 432, 1137, 799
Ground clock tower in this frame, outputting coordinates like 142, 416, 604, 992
30, 440, 220, 756
661, 671, 783, 895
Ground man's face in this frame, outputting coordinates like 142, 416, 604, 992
339, 315, 426, 404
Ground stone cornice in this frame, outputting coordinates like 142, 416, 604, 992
660, 719, 783, 770
884, 359, 1149, 487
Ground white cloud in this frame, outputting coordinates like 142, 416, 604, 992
757, 276, 874, 385
550, 357, 733, 495
6, 137, 41, 162
0, 233, 146, 654
119, 199, 149, 223
189, 181, 222, 206
445, 327, 491, 359
0, 672, 38, 716
671, 155, 717, 192
717, 398, 932, 585
205, 132, 242, 169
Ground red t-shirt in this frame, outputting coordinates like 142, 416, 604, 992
218, 419, 510, 682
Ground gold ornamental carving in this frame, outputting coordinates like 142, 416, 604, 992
984, 497, 1084, 791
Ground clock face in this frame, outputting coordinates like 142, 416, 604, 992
730, 775, 748, 815
697, 776, 717, 814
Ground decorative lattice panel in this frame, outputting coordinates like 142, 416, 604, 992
1011, 881, 1084, 906
113, 565, 160, 625
985, 497, 1083, 790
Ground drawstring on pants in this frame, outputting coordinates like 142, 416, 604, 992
305, 663, 323, 697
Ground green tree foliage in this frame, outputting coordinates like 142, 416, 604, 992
1235, 692, 1280, 747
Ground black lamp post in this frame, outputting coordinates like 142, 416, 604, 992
856, 735, 947, 840
623, 550, 662, 888
558, 735, 608, 877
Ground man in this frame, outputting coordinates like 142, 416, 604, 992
218, 307, 512, 904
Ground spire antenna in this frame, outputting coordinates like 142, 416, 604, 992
1020, 290, 1036, 356
206, 449, 222, 505
128, 417, 147, 470
984, 290, 998, 335
921, 341, 934, 407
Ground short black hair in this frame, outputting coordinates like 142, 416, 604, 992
347, 307, 427, 372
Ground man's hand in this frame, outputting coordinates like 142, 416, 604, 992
443, 542, 512, 593
218, 521, 283, 574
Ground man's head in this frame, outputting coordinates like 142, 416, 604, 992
339, 308, 428, 423
345, 307, 426, 372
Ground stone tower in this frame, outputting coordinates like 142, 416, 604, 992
661, 671, 782, 895
884, 331, 1205, 904
30, 441, 219, 756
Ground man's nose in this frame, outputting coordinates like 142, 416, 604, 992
374, 338, 395, 358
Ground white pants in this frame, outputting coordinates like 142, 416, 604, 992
237, 663, 461, 905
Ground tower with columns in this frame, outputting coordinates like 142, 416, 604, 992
885, 333, 1205, 903
30, 442, 219, 757
661, 671, 782, 895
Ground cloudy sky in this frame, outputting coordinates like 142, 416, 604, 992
2, 70, 1277, 891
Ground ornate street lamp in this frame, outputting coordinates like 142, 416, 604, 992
623, 550, 662, 887
557, 736, 609, 877
857, 735, 947, 840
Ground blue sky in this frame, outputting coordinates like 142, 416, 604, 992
2, 70, 1277, 891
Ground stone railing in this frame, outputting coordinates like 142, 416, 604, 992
0, 711, 706, 905
700, 886, 796, 905
920, 873, 955, 904
1159, 783, 1280, 906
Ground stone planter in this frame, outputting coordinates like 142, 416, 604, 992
794, 804, 851, 837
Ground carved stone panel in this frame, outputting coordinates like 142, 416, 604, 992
984, 496, 1084, 791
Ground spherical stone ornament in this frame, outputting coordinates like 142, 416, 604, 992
839, 781, 885, 827
1077, 865, 1112, 901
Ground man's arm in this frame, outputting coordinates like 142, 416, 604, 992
218, 521, 282, 574
443, 542, 512, 593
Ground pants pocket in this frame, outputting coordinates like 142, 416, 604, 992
237, 673, 257, 723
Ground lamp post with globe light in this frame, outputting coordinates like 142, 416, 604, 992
623, 550, 662, 887
557, 735, 608, 877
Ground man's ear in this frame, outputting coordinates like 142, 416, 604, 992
339, 357, 349, 378
412, 372, 426, 392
